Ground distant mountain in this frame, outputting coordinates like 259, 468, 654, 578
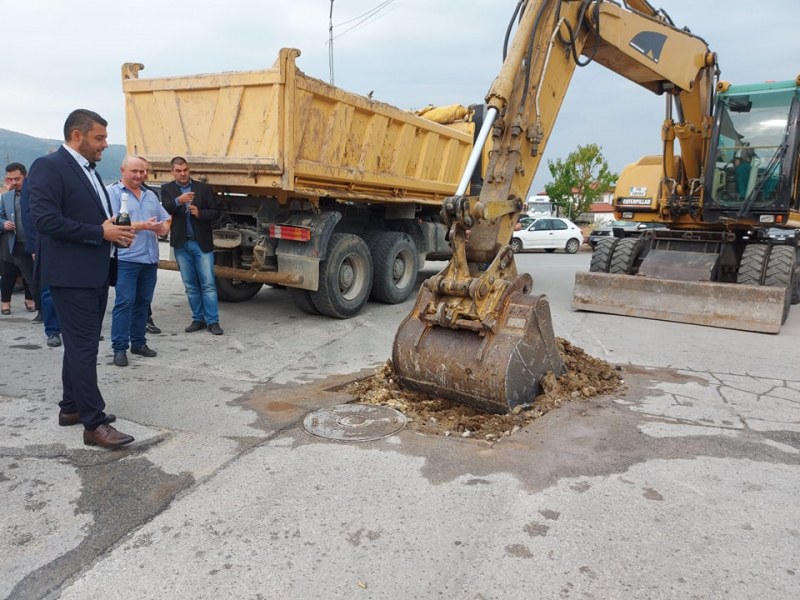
0, 128, 127, 183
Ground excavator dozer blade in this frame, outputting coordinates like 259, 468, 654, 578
571, 272, 786, 334
392, 288, 566, 414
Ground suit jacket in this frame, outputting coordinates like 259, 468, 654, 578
28, 146, 114, 288
0, 187, 24, 257
19, 179, 36, 255
161, 178, 220, 252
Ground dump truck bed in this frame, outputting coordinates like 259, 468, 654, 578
122, 48, 474, 204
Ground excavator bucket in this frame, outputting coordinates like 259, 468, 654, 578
392, 285, 566, 414
571, 272, 787, 334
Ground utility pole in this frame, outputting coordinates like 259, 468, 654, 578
328, 0, 335, 85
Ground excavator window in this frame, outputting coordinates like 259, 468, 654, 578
709, 87, 796, 210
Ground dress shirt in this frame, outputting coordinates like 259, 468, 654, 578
177, 182, 195, 237
107, 182, 170, 264
61, 144, 112, 219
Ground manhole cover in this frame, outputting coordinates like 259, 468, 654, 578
303, 404, 407, 442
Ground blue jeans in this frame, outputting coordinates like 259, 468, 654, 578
174, 241, 219, 324
111, 261, 158, 352
41, 284, 61, 336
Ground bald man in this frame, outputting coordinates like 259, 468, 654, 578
107, 155, 170, 367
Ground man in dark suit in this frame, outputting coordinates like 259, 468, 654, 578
28, 109, 137, 449
161, 156, 224, 335
0, 162, 37, 315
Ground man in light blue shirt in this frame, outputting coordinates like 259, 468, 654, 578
107, 156, 170, 366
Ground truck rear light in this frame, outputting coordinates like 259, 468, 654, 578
269, 224, 311, 241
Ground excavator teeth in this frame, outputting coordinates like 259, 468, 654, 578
392, 289, 565, 414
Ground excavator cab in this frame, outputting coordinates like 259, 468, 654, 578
705, 80, 800, 221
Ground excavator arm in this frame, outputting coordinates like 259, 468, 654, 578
393, 0, 718, 412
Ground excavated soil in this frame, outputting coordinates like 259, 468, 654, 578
346, 338, 623, 441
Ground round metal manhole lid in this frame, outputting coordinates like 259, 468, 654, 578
303, 404, 407, 442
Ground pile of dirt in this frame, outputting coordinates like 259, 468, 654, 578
346, 338, 623, 441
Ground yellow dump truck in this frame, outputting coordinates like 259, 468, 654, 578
122, 48, 482, 317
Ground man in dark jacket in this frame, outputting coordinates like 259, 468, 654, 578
28, 109, 136, 448
160, 156, 223, 335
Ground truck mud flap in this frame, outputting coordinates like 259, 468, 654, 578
571, 272, 786, 334
392, 288, 565, 413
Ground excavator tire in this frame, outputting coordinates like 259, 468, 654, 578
736, 244, 769, 285
608, 237, 645, 274
764, 245, 796, 323
793, 264, 800, 305
589, 238, 618, 272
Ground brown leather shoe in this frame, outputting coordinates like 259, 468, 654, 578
83, 424, 134, 448
59, 412, 117, 426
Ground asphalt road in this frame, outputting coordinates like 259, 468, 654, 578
1, 245, 798, 599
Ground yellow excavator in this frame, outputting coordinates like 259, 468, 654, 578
392, 0, 800, 413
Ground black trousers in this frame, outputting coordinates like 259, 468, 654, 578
0, 261, 32, 302
1, 242, 37, 304
50, 285, 110, 429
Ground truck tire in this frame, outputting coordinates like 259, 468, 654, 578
565, 237, 581, 254
288, 288, 321, 315
608, 238, 644, 274
764, 245, 796, 323
214, 251, 263, 302
311, 233, 373, 318
736, 244, 768, 286
589, 238, 618, 273
370, 232, 418, 304
510, 238, 523, 253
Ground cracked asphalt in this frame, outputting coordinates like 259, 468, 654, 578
1, 247, 798, 599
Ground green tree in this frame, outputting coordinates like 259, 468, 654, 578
544, 144, 617, 221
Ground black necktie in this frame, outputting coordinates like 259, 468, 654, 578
88, 161, 96, 169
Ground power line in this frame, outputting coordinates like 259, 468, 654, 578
331, 0, 398, 41
328, 0, 399, 84
334, 0, 395, 27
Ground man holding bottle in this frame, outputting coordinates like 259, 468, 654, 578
108, 155, 170, 367
160, 156, 223, 335
29, 109, 136, 449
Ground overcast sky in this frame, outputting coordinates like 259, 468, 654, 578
3, 0, 797, 193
